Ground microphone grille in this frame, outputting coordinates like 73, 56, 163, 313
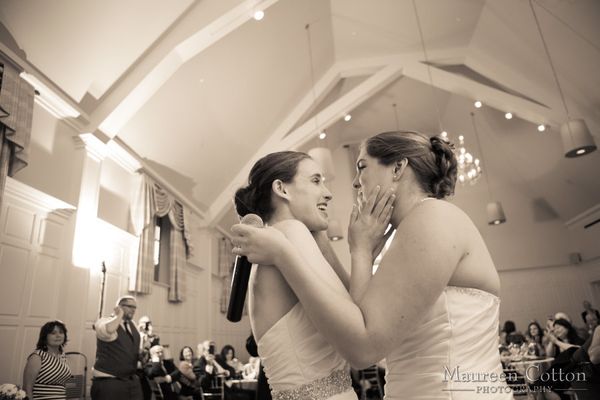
240, 213, 264, 228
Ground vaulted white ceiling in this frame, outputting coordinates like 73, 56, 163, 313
2, 0, 599, 231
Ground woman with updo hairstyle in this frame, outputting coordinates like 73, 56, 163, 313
233, 150, 365, 400
232, 131, 511, 399
234, 151, 311, 220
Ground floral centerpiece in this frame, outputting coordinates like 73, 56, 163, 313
0, 384, 27, 400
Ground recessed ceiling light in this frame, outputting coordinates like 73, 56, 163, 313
253, 10, 264, 21
537, 124, 546, 132
505, 112, 513, 119
319, 131, 327, 140
441, 131, 448, 137
474, 101, 482, 108
344, 114, 352, 122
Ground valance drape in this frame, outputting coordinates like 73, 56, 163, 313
0, 55, 34, 212
130, 173, 192, 302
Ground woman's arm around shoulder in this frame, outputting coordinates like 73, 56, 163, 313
269, 202, 464, 368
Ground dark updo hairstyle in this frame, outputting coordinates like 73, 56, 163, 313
36, 320, 68, 352
363, 131, 457, 199
234, 151, 311, 221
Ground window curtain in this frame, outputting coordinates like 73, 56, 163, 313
0, 56, 34, 212
219, 238, 234, 313
130, 173, 191, 302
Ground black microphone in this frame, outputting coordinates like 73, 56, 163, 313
227, 214, 264, 322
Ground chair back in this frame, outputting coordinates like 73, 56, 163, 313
358, 365, 383, 400
65, 352, 88, 399
147, 377, 164, 400
203, 375, 224, 400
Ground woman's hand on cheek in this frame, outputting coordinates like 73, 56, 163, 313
348, 186, 395, 259
231, 224, 291, 266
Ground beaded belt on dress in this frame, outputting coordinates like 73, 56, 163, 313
271, 369, 352, 400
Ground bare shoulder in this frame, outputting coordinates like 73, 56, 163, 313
401, 199, 473, 240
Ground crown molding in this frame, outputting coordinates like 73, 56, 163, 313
4, 177, 76, 219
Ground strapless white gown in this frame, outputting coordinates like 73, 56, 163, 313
385, 286, 513, 399
256, 301, 356, 400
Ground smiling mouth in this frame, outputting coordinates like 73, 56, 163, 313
317, 203, 328, 212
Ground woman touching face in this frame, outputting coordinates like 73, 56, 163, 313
352, 148, 396, 205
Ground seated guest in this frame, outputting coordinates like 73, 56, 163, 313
582, 300, 600, 325
193, 340, 229, 393
216, 344, 243, 379
177, 346, 203, 400
526, 321, 546, 357
501, 320, 525, 345
137, 315, 158, 400
23, 320, 72, 400
144, 345, 181, 400
568, 324, 600, 400
138, 316, 160, 352
497, 345, 526, 393
586, 312, 599, 337
546, 318, 585, 357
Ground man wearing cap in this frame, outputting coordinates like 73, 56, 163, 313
91, 295, 143, 400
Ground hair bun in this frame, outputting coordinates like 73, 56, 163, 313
234, 186, 255, 217
429, 135, 458, 198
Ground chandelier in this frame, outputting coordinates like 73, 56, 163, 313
456, 135, 482, 185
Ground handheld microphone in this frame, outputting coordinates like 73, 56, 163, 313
227, 213, 264, 322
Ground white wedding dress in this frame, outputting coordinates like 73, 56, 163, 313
385, 285, 514, 399
256, 301, 356, 400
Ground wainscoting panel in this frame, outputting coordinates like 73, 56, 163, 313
0, 325, 19, 382
0, 244, 30, 316
0, 178, 215, 391
27, 253, 61, 319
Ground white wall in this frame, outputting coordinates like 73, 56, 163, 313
498, 258, 600, 333
13, 102, 82, 206
1, 104, 220, 388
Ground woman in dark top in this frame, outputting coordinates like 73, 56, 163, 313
216, 345, 243, 379
23, 321, 72, 400
546, 318, 585, 357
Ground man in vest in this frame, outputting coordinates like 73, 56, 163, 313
91, 295, 143, 400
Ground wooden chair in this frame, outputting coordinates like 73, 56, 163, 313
503, 368, 533, 399
146, 377, 164, 400
202, 375, 224, 400
359, 365, 383, 400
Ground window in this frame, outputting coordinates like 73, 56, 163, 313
153, 216, 171, 284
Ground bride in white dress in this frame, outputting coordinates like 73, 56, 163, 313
232, 131, 514, 399
234, 151, 372, 399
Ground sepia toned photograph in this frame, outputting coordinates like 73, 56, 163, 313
0, 1, 599, 399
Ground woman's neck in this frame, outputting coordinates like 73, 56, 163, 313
47, 345, 60, 355
267, 206, 295, 226
390, 186, 431, 228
